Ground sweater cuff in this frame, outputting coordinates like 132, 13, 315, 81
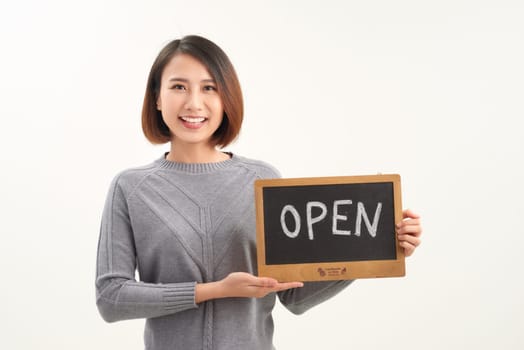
162, 282, 197, 312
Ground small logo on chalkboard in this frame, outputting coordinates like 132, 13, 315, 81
317, 267, 348, 277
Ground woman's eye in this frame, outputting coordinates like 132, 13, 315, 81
171, 84, 186, 90
204, 85, 217, 91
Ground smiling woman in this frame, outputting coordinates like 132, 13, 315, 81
95, 35, 422, 350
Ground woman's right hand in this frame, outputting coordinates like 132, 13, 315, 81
195, 272, 303, 303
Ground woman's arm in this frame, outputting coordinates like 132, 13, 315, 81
96, 176, 198, 322
278, 209, 423, 315
278, 280, 354, 315
96, 176, 304, 322
195, 272, 303, 303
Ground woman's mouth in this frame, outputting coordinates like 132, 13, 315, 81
179, 116, 207, 129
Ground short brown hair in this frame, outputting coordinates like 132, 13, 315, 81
142, 35, 243, 148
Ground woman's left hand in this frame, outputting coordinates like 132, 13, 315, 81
397, 209, 422, 257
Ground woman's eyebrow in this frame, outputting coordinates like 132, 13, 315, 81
168, 77, 188, 82
167, 77, 216, 83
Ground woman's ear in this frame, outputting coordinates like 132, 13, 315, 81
156, 97, 162, 111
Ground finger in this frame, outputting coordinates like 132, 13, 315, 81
397, 223, 422, 236
397, 215, 422, 230
399, 240, 417, 257
273, 282, 304, 292
398, 233, 421, 247
397, 218, 420, 227
279, 281, 304, 289
253, 277, 278, 288
402, 209, 420, 220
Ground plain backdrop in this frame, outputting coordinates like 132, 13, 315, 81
1, 1, 523, 349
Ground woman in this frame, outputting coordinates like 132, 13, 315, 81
95, 35, 422, 350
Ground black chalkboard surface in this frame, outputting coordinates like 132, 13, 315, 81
255, 175, 404, 281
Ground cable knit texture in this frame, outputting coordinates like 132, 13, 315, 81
96, 154, 352, 350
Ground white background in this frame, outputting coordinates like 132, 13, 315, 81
1, 0, 523, 349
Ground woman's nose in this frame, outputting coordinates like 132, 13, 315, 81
184, 90, 203, 111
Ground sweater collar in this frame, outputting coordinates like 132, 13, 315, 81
155, 152, 236, 174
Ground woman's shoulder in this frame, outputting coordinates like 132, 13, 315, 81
232, 154, 281, 179
107, 158, 162, 194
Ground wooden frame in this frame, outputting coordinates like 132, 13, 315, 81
255, 174, 405, 282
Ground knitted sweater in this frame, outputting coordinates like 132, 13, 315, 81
96, 154, 352, 350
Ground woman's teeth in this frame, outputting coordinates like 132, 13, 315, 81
180, 116, 206, 123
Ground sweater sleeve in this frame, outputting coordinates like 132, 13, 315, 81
95, 175, 198, 323
277, 280, 354, 315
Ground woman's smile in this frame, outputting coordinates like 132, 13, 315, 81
179, 115, 208, 129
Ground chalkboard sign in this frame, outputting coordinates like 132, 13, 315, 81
255, 175, 404, 281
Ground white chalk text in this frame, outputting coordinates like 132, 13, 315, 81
280, 200, 382, 240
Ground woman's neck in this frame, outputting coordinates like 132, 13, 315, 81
166, 141, 229, 164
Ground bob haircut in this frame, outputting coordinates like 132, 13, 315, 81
142, 35, 243, 148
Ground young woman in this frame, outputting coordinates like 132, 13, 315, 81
95, 35, 422, 350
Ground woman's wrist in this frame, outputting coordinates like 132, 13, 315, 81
195, 280, 225, 304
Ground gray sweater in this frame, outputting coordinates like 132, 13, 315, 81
96, 154, 352, 350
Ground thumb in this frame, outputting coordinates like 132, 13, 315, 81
253, 277, 278, 288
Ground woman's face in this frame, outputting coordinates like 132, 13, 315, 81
156, 54, 224, 149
